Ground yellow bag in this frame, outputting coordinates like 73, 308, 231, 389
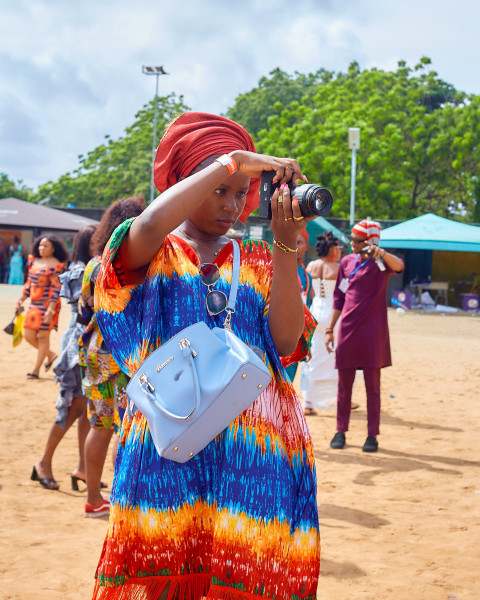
12, 313, 25, 347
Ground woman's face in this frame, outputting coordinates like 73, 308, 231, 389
189, 170, 250, 236
330, 242, 342, 261
296, 235, 308, 260
38, 238, 54, 258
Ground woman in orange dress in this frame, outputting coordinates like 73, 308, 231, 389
16, 235, 69, 379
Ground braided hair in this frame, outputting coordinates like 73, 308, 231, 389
315, 231, 339, 258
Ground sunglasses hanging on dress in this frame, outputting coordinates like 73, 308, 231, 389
198, 263, 228, 316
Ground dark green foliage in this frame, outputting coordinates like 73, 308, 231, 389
227, 67, 333, 138
232, 59, 480, 222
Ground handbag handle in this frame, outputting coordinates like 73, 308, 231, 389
138, 342, 200, 421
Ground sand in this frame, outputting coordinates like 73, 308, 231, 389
1, 282, 479, 600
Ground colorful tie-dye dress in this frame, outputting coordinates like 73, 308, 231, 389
92, 219, 320, 600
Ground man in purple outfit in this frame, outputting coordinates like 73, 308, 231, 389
325, 219, 404, 452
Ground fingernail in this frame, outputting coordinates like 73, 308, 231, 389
292, 195, 297, 202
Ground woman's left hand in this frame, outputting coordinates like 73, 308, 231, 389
270, 183, 314, 247
42, 310, 54, 325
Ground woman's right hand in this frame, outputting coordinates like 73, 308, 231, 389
229, 150, 308, 186
15, 299, 24, 316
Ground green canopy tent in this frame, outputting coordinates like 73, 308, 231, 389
306, 216, 349, 248
380, 213, 480, 252
380, 213, 480, 307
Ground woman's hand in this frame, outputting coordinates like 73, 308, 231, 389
270, 183, 313, 248
16, 298, 24, 316
42, 308, 55, 326
229, 150, 307, 186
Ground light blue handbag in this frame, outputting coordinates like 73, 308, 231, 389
126, 240, 271, 463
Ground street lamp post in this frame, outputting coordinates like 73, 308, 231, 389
142, 65, 168, 204
348, 127, 361, 228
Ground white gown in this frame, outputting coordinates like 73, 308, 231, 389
303, 278, 338, 410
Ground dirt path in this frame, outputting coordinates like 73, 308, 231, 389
1, 283, 479, 599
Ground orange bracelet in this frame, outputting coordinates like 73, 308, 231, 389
215, 154, 238, 175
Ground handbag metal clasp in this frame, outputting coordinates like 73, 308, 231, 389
139, 373, 155, 394
178, 338, 197, 357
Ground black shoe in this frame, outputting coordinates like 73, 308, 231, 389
362, 436, 378, 453
31, 466, 59, 490
330, 431, 346, 449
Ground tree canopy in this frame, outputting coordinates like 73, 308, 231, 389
0, 173, 33, 202
235, 59, 479, 221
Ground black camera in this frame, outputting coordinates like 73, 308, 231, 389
258, 171, 333, 220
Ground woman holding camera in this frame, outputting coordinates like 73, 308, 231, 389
91, 113, 320, 599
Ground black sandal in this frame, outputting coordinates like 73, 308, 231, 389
27, 373, 39, 380
31, 466, 59, 490
44, 355, 58, 372
71, 474, 108, 491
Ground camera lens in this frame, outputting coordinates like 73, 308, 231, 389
294, 185, 333, 217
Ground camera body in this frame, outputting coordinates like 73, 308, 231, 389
258, 171, 333, 220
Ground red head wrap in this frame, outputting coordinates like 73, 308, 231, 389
299, 229, 309, 245
153, 112, 259, 223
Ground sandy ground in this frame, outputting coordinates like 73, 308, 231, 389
1, 282, 479, 600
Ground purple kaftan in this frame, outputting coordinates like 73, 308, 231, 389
333, 254, 403, 370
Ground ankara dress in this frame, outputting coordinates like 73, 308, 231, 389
78, 256, 128, 432
22, 256, 65, 331
91, 219, 320, 600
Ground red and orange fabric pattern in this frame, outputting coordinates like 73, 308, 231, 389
91, 219, 320, 600
23, 256, 65, 331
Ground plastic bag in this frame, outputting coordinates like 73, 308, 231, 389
12, 313, 25, 347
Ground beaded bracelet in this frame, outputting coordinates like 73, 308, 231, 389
325, 328, 334, 334
273, 239, 297, 254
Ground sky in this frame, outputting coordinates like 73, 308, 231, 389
1, 0, 479, 192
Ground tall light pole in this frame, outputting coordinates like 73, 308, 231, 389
348, 127, 360, 228
142, 65, 168, 204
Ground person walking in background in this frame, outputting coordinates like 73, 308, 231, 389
16, 235, 69, 380
31, 225, 97, 491
326, 219, 404, 452
79, 195, 145, 518
8, 235, 24, 284
90, 112, 320, 598
303, 232, 344, 415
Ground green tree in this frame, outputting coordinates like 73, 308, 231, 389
36, 93, 189, 207
248, 59, 477, 220
0, 173, 33, 201
227, 67, 333, 138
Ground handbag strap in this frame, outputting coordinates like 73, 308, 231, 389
223, 240, 240, 329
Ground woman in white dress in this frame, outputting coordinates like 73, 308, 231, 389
303, 232, 343, 414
